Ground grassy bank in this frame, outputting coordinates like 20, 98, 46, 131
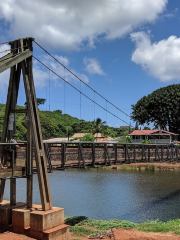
65, 216, 180, 237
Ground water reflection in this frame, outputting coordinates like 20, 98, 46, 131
3, 168, 180, 222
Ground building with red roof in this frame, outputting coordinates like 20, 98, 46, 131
128, 129, 178, 144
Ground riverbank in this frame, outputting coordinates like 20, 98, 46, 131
2, 217, 180, 240
110, 162, 180, 171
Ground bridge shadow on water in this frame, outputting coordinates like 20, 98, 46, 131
122, 189, 180, 221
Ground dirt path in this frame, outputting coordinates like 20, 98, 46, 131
1, 229, 180, 240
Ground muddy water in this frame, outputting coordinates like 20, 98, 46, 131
3, 168, 180, 222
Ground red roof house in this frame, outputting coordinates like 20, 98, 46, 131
128, 129, 178, 144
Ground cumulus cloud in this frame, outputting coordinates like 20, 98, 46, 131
131, 32, 180, 82
0, 0, 167, 51
83, 57, 105, 75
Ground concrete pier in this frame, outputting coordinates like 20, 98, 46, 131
0, 200, 69, 240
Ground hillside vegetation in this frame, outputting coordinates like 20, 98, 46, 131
0, 104, 127, 140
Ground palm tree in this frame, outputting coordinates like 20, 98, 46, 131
91, 118, 107, 141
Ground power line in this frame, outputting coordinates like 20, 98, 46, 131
33, 40, 130, 118
33, 55, 130, 126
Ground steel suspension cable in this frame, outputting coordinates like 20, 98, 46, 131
33, 55, 129, 125
33, 40, 129, 118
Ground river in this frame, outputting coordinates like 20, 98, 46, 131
3, 168, 180, 223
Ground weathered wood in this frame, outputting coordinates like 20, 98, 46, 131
0, 65, 15, 163
0, 179, 6, 202
61, 143, 65, 169
10, 177, 16, 205
114, 144, 117, 164
11, 109, 28, 113
148, 145, 150, 161
44, 143, 53, 173
161, 145, 164, 161
133, 145, 136, 162
92, 143, 95, 166
22, 55, 52, 211
0, 49, 33, 73
79, 143, 86, 167
26, 121, 33, 208
0, 52, 13, 63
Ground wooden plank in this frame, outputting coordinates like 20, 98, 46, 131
161, 145, 164, 161
0, 179, 6, 202
10, 178, 16, 205
0, 49, 33, 73
92, 143, 95, 166
167, 145, 170, 160
148, 145, 150, 161
11, 109, 28, 113
44, 143, 53, 173
26, 122, 33, 208
133, 145, 136, 162
22, 57, 52, 211
0, 65, 15, 163
114, 144, 117, 164
61, 143, 65, 169
80, 143, 86, 167
0, 52, 13, 63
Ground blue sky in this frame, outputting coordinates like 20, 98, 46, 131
0, 0, 180, 128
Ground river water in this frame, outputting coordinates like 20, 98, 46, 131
3, 168, 180, 223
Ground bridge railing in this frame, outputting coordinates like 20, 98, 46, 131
43, 142, 180, 169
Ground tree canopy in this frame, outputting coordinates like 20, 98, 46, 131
131, 84, 180, 134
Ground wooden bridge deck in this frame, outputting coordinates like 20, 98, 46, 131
1, 142, 179, 177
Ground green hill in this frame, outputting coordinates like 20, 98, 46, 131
0, 104, 123, 140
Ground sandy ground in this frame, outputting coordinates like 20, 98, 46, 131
1, 228, 180, 240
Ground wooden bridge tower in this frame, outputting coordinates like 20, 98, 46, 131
0, 37, 52, 211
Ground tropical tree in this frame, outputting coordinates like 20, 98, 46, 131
131, 84, 180, 135
91, 118, 107, 139
24, 98, 46, 109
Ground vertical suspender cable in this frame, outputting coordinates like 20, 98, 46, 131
49, 70, 50, 111
94, 91, 95, 121
64, 67, 66, 137
80, 81, 81, 133
106, 100, 107, 124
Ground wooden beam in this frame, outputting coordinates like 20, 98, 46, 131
22, 58, 52, 211
10, 178, 16, 205
0, 49, 32, 73
0, 52, 13, 63
0, 179, 6, 202
12, 109, 28, 113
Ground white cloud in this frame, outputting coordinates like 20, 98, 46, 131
131, 32, 180, 82
0, 0, 167, 51
83, 57, 105, 75
33, 54, 89, 88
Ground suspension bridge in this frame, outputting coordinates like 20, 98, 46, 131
0, 37, 178, 239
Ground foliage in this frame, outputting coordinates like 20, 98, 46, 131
91, 118, 107, 136
24, 98, 46, 108
0, 104, 130, 140
143, 126, 151, 130
65, 216, 180, 236
131, 84, 180, 135
137, 219, 180, 235
141, 140, 151, 144
79, 134, 95, 142
119, 135, 132, 143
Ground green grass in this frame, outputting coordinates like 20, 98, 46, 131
65, 216, 180, 237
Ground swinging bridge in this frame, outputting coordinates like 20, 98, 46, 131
0, 37, 179, 239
